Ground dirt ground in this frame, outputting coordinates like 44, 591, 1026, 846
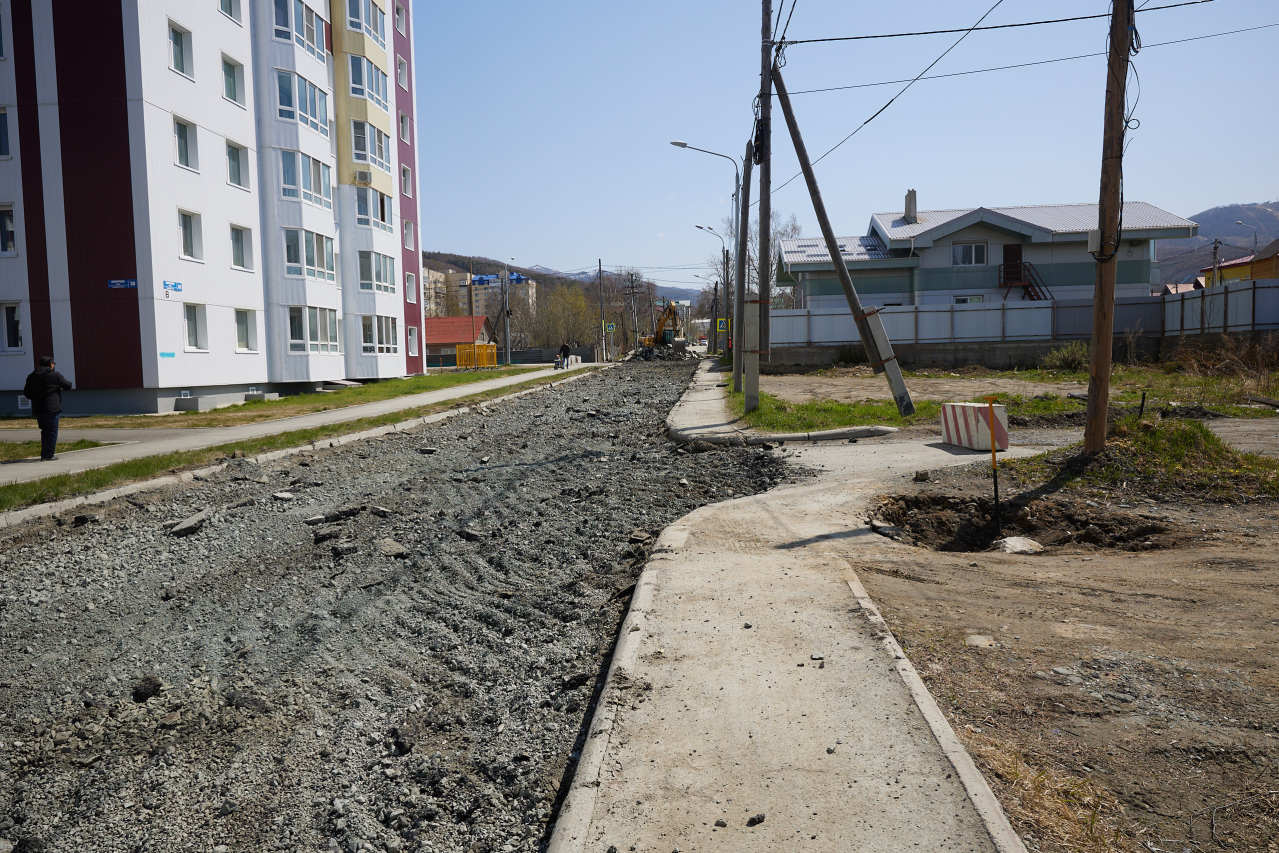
852, 471, 1279, 852
760, 366, 1087, 404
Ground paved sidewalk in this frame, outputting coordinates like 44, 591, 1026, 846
0, 366, 586, 485
551, 371, 1071, 852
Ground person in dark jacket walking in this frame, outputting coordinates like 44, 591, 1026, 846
23, 356, 72, 461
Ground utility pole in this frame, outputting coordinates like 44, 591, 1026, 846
1083, 0, 1134, 454
501, 262, 511, 366
758, 0, 773, 361
734, 140, 754, 395
1211, 238, 1221, 287
597, 259, 606, 362
710, 277, 719, 353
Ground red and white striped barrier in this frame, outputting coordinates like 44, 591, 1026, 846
941, 402, 1009, 451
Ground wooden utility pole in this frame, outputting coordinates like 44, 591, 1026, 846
1083, 0, 1134, 453
734, 141, 753, 394
597, 259, 607, 362
757, 0, 773, 360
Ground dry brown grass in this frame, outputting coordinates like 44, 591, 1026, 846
1165, 333, 1279, 400
960, 730, 1133, 852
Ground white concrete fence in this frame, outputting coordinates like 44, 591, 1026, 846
769, 280, 1279, 347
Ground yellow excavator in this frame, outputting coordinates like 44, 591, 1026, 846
640, 301, 680, 348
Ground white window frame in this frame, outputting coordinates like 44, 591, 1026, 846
288, 305, 307, 352
222, 55, 246, 106
277, 70, 328, 136
953, 295, 985, 305
276, 0, 326, 59
283, 228, 335, 281
348, 0, 386, 47
951, 241, 987, 266
377, 315, 398, 353
359, 251, 395, 293
396, 56, 408, 90
406, 272, 417, 303
355, 187, 393, 232
307, 306, 340, 353
2, 304, 23, 351
394, 4, 406, 35
230, 225, 253, 271
178, 210, 203, 261
398, 112, 410, 143
183, 303, 208, 351
402, 219, 415, 251
226, 140, 249, 189
400, 164, 413, 197
173, 117, 198, 171
0, 206, 17, 256
407, 325, 418, 357
349, 56, 389, 111
169, 22, 193, 79
220, 0, 242, 24
351, 120, 390, 172
282, 150, 333, 208
234, 308, 257, 352
361, 315, 375, 353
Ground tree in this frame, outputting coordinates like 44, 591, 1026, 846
729, 209, 802, 302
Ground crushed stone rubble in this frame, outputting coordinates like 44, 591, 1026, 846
0, 363, 790, 853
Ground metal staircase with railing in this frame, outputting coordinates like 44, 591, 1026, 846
997, 261, 1053, 301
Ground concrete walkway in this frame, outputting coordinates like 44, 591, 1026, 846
0, 366, 586, 485
551, 370, 1068, 852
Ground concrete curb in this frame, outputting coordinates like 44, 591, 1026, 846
843, 573, 1029, 853
545, 519, 690, 853
0, 367, 602, 531
664, 359, 897, 445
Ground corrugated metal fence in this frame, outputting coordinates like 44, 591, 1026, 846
770, 280, 1279, 347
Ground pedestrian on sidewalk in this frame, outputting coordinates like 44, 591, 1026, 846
23, 356, 73, 461
558, 342, 571, 369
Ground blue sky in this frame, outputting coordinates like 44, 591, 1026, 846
413, 0, 1278, 287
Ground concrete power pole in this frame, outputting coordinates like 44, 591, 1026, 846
597, 259, 606, 362
1083, 0, 1134, 454
758, 0, 773, 360
1211, 238, 1221, 287
501, 262, 511, 366
734, 140, 754, 396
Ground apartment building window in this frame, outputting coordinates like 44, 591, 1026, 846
274, 0, 326, 58
230, 225, 253, 270
394, 3, 406, 35
2, 305, 22, 351
358, 251, 395, 293
283, 228, 335, 280
184, 303, 207, 351
348, 0, 386, 47
351, 121, 390, 171
287, 306, 307, 351
407, 326, 418, 357
355, 188, 393, 232
280, 150, 332, 208
405, 272, 416, 303
0, 109, 10, 157
951, 242, 987, 266
308, 306, 340, 352
954, 295, 984, 305
349, 56, 389, 111
169, 23, 192, 78
174, 118, 198, 170
402, 219, 415, 251
234, 309, 257, 351
398, 112, 410, 143
277, 71, 328, 136
400, 165, 412, 197
396, 56, 408, 90
179, 210, 203, 260
361, 315, 397, 353
222, 56, 245, 105
220, 0, 242, 23
226, 141, 248, 188
0, 207, 14, 255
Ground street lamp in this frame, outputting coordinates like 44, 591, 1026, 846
670, 140, 741, 375
1235, 219, 1259, 254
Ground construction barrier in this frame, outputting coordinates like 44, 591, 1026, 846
941, 402, 1009, 451
456, 343, 498, 369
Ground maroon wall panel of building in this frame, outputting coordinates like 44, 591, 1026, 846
52, 3, 144, 388
394, 5, 423, 374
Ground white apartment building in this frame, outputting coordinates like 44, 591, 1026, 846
0, 0, 423, 413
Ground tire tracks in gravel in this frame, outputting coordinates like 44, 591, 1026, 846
0, 362, 792, 853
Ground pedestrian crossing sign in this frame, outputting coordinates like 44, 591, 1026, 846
606, 322, 616, 332
717, 318, 729, 332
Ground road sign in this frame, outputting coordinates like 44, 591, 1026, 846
606, 322, 616, 332
717, 318, 729, 332
107, 278, 137, 289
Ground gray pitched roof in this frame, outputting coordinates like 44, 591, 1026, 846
779, 235, 891, 266
872, 201, 1196, 245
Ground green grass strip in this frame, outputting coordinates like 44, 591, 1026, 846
0, 439, 105, 463
0, 369, 596, 513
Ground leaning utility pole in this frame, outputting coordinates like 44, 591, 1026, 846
734, 140, 754, 395
1083, 0, 1134, 454
757, 0, 773, 364
597, 259, 607, 362
773, 67, 914, 416
1210, 238, 1221, 287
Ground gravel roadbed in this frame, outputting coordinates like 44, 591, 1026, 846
0, 363, 790, 853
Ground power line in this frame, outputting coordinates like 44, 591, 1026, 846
770, 0, 1009, 198
784, 22, 1279, 96
776, 0, 1212, 46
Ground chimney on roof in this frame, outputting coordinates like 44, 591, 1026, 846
903, 189, 918, 224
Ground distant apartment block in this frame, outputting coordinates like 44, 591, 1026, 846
0, 0, 424, 413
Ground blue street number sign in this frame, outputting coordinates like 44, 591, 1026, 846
108, 279, 137, 289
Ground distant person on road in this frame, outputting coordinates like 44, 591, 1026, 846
23, 355, 72, 461
558, 343, 571, 369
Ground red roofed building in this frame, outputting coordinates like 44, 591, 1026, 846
423, 316, 496, 362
